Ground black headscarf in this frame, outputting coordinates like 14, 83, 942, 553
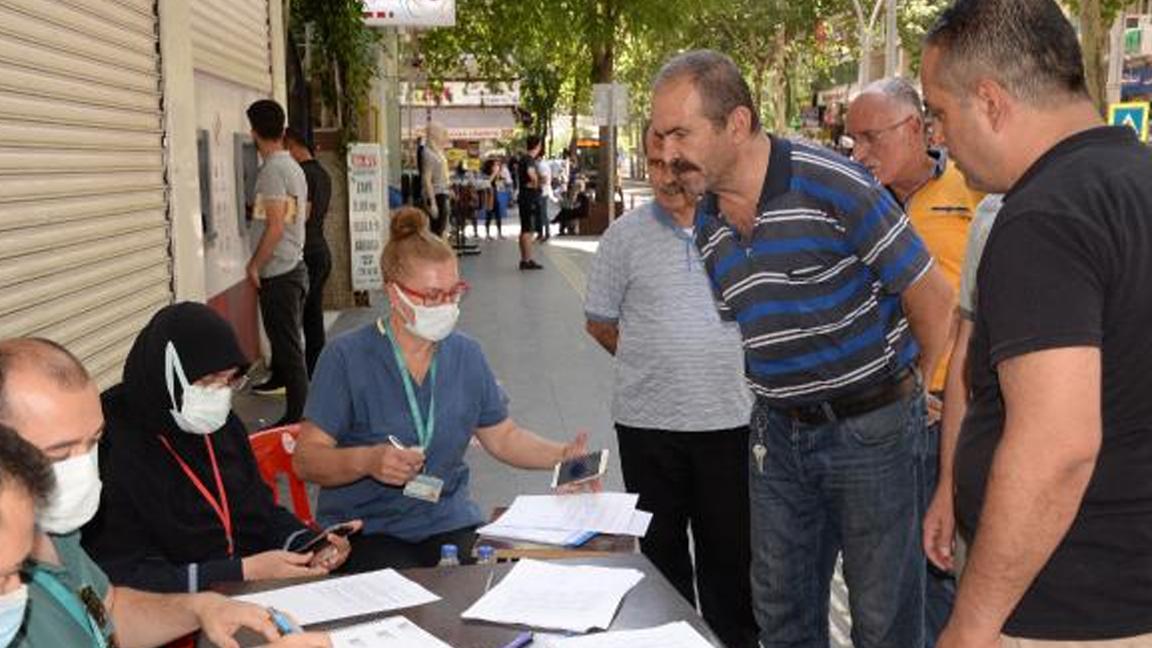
121, 301, 249, 436
82, 302, 308, 593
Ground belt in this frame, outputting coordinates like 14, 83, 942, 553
781, 368, 918, 425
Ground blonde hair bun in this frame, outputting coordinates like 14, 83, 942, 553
390, 206, 430, 241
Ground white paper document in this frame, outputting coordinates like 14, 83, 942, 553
494, 493, 642, 535
461, 559, 644, 632
233, 569, 439, 625
540, 621, 717, 648
476, 522, 595, 546
329, 616, 452, 648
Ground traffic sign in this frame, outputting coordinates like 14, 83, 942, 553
1108, 102, 1150, 142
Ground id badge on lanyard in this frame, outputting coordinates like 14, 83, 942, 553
380, 318, 445, 503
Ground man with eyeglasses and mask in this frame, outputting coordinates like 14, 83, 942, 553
846, 77, 983, 647
0, 338, 330, 648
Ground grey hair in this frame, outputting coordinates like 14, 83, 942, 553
652, 49, 761, 133
862, 77, 924, 118
924, 0, 1088, 106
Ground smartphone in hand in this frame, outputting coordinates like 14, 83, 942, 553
298, 522, 358, 566
551, 449, 610, 489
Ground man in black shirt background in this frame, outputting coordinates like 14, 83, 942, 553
921, 0, 1152, 645
516, 135, 544, 270
285, 128, 332, 377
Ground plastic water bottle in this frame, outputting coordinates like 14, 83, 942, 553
476, 544, 496, 565
437, 543, 460, 567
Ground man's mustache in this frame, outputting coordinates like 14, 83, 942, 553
670, 159, 702, 176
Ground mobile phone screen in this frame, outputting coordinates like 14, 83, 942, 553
555, 451, 605, 487
299, 523, 355, 554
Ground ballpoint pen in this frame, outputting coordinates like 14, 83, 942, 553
268, 607, 301, 636
502, 631, 534, 648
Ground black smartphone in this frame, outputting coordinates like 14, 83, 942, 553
298, 522, 357, 556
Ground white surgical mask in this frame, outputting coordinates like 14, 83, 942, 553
394, 287, 460, 342
165, 342, 233, 435
0, 584, 27, 648
38, 450, 101, 535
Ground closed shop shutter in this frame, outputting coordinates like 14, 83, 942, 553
191, 0, 272, 93
0, 0, 172, 388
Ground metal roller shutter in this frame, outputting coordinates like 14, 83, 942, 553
191, 0, 272, 92
0, 0, 173, 388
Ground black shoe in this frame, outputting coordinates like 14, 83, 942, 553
523, 260, 544, 270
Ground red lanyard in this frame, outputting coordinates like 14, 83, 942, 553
157, 434, 234, 557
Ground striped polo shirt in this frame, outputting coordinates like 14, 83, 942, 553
694, 136, 933, 406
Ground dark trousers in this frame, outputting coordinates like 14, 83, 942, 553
616, 424, 759, 648
302, 246, 331, 377
258, 263, 308, 424
337, 526, 479, 573
432, 193, 450, 236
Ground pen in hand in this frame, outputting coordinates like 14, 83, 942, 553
268, 607, 301, 636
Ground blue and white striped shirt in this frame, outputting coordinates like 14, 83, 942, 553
694, 137, 933, 406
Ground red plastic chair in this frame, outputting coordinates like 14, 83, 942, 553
248, 424, 315, 527
165, 634, 196, 648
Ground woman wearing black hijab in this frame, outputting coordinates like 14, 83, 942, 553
81, 302, 357, 593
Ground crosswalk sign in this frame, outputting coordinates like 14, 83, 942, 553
1109, 102, 1150, 142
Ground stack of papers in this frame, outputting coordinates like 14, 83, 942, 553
538, 622, 717, 648
233, 569, 439, 625
330, 616, 452, 648
461, 559, 644, 632
478, 493, 652, 546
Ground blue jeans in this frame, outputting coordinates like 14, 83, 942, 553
750, 391, 926, 648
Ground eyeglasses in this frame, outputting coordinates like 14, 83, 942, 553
848, 115, 916, 148
197, 370, 250, 391
393, 280, 470, 306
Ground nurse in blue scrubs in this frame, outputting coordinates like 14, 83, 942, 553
292, 207, 590, 571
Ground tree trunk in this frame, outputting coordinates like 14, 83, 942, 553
591, 2, 615, 211
1080, 0, 1108, 115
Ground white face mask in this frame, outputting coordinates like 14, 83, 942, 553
0, 584, 27, 648
165, 342, 233, 435
38, 450, 101, 535
394, 287, 460, 342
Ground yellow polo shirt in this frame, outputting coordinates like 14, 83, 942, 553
903, 154, 983, 391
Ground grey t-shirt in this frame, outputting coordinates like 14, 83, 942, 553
250, 150, 307, 278
958, 194, 1003, 320
585, 202, 752, 431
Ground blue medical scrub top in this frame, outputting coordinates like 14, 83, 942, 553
304, 323, 509, 542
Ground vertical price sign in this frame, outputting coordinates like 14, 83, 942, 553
347, 143, 386, 291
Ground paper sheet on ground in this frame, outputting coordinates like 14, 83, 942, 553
329, 616, 452, 648
493, 493, 642, 535
233, 569, 439, 625
538, 621, 717, 648
461, 559, 644, 632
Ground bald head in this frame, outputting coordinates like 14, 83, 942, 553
0, 338, 101, 462
0, 338, 90, 423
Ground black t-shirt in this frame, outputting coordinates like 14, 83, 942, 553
299, 158, 332, 254
517, 153, 540, 196
957, 126, 1152, 639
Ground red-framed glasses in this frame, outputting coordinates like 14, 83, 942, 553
393, 280, 470, 306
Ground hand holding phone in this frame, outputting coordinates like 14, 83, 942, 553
551, 449, 610, 489
298, 521, 361, 569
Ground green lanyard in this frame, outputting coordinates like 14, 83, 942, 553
29, 568, 109, 648
379, 318, 438, 449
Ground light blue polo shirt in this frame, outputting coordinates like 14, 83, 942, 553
304, 323, 509, 542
